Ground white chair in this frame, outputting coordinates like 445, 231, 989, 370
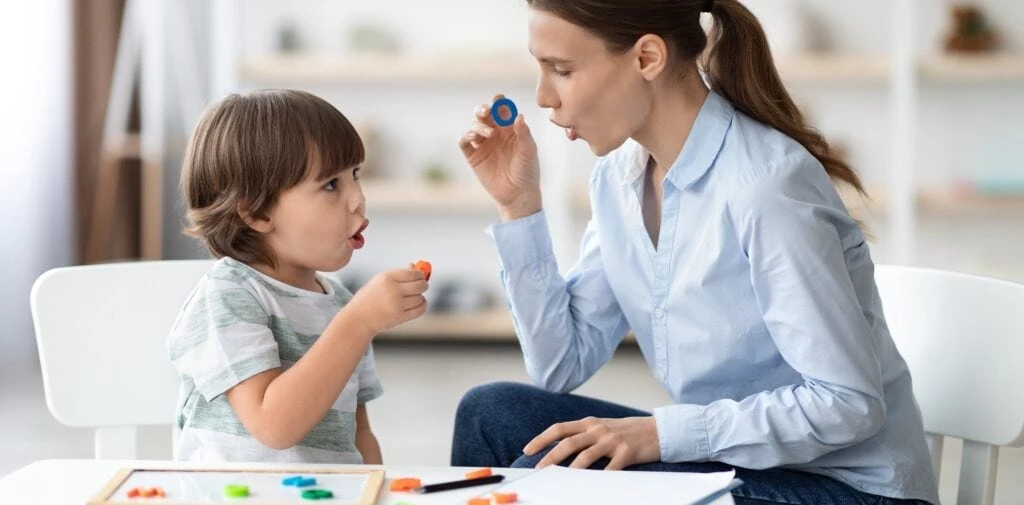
875, 265, 1024, 505
30, 259, 215, 459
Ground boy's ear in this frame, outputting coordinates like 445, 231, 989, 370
237, 203, 273, 234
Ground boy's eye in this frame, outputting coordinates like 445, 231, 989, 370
322, 178, 339, 192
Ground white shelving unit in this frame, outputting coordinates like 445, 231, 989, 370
207, 0, 1024, 341
241, 53, 1024, 87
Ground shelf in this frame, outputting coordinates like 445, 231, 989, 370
243, 53, 893, 86
776, 54, 890, 84
844, 186, 1024, 218
242, 53, 538, 84
921, 54, 1024, 82
377, 307, 639, 344
378, 309, 516, 341
360, 179, 497, 214
572, 185, 1024, 220
243, 52, 1024, 87
916, 191, 1024, 218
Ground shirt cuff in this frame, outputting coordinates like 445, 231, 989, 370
357, 381, 384, 404
485, 210, 555, 270
652, 404, 711, 463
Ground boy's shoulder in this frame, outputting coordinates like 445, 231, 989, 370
205, 257, 274, 292
187, 256, 355, 311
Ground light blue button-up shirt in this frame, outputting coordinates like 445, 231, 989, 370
488, 91, 939, 503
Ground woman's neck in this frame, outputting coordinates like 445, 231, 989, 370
632, 68, 710, 179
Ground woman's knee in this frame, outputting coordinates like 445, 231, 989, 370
455, 381, 544, 423
510, 451, 546, 469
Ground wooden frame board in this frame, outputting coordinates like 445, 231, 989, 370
88, 466, 385, 505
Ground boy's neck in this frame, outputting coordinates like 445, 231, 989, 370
249, 261, 324, 294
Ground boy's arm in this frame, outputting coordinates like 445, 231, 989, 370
225, 307, 374, 450
355, 404, 383, 464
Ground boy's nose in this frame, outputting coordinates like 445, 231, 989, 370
350, 189, 366, 215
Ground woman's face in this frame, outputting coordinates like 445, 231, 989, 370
528, 8, 655, 156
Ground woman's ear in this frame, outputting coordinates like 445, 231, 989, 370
238, 202, 273, 234
633, 34, 669, 81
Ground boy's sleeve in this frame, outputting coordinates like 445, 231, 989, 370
356, 344, 383, 404
168, 278, 281, 402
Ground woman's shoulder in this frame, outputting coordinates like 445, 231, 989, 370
718, 111, 819, 182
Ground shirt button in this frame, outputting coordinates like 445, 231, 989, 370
654, 308, 665, 318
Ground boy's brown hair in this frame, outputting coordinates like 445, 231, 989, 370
180, 89, 365, 267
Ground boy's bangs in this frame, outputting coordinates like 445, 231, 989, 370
302, 107, 365, 182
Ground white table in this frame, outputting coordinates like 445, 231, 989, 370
0, 459, 735, 504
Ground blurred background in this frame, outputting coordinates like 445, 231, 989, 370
1, 1, 1022, 503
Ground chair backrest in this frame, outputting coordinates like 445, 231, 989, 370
30, 259, 214, 459
875, 264, 1024, 505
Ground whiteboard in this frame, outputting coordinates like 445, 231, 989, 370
89, 468, 384, 505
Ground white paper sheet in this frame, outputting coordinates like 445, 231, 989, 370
450, 466, 738, 505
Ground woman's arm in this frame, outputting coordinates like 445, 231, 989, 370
492, 209, 630, 394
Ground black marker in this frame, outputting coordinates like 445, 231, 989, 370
413, 474, 505, 494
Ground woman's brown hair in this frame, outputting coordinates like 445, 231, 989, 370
525, 0, 866, 198
180, 89, 365, 267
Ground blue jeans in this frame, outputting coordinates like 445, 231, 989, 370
451, 382, 931, 505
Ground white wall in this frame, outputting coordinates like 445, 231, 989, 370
0, 0, 73, 369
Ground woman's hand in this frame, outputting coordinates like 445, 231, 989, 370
458, 94, 543, 221
523, 416, 662, 470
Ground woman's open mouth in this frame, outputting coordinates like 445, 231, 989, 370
550, 118, 577, 141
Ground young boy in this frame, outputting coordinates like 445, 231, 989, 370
167, 89, 428, 463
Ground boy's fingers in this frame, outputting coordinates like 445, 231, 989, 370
389, 268, 424, 282
403, 296, 428, 314
400, 280, 429, 295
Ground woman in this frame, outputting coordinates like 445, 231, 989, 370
451, 1, 938, 504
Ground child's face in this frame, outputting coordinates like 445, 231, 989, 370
261, 166, 367, 274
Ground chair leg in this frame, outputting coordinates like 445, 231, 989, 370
926, 433, 944, 483
95, 426, 138, 459
958, 440, 998, 505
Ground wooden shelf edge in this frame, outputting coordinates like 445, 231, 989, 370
376, 309, 638, 344
359, 179, 497, 214
378, 309, 516, 341
242, 53, 538, 84
921, 54, 1024, 82
243, 53, 1024, 86
572, 185, 1024, 220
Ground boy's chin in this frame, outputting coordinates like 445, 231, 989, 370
321, 252, 353, 272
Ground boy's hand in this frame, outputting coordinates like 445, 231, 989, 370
347, 268, 428, 334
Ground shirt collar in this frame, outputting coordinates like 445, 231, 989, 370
623, 90, 734, 189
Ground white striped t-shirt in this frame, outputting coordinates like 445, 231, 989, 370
167, 257, 382, 463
